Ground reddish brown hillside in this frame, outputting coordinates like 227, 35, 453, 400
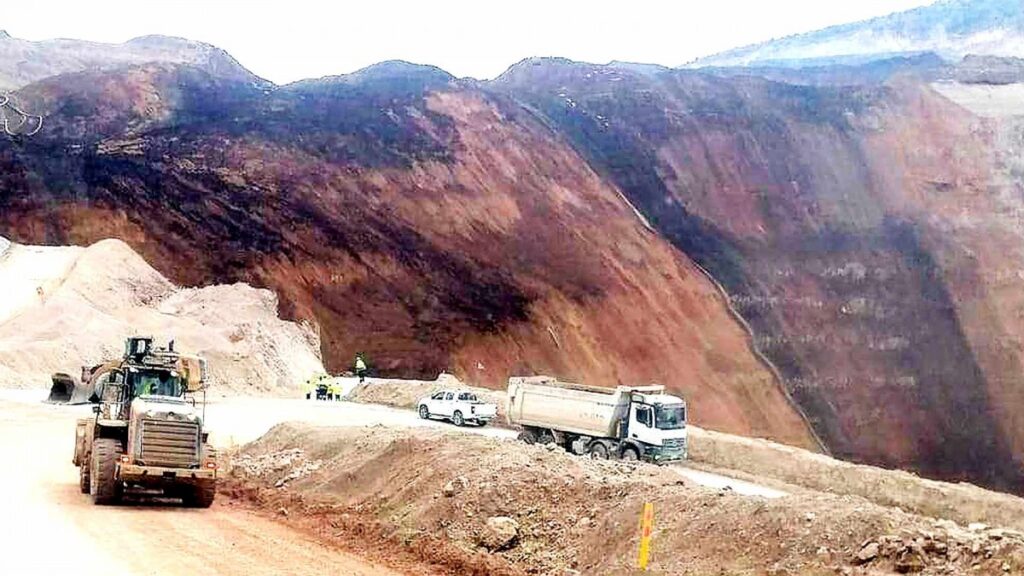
0, 63, 818, 449
495, 58, 1024, 491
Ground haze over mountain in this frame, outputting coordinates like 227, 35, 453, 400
0, 31, 261, 90
2, 0, 1024, 494
693, 0, 1024, 68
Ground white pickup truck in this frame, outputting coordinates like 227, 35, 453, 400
417, 389, 498, 427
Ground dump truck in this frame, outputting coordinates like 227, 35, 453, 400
507, 376, 687, 463
66, 336, 218, 507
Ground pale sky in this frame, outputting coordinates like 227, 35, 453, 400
4, 0, 936, 83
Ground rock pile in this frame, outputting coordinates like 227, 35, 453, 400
232, 449, 323, 489
854, 520, 1024, 573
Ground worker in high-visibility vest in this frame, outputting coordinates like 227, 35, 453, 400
312, 373, 330, 400
354, 354, 368, 383
304, 375, 317, 400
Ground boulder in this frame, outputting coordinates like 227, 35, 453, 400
894, 547, 926, 573
855, 541, 880, 565
442, 476, 468, 498
480, 516, 520, 551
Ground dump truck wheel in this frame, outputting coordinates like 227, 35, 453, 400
79, 464, 91, 494
518, 430, 537, 444
620, 446, 640, 462
184, 482, 216, 508
418, 405, 429, 419
452, 411, 465, 427
90, 438, 123, 505
588, 441, 610, 460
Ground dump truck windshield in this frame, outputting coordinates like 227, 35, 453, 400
133, 371, 184, 397
655, 404, 686, 430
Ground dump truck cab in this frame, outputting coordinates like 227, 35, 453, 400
71, 337, 217, 507
624, 388, 688, 462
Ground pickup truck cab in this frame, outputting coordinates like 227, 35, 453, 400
418, 389, 498, 427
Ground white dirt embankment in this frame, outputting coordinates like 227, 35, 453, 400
0, 236, 324, 394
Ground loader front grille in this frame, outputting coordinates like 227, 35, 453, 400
139, 418, 200, 468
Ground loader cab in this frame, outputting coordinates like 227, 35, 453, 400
126, 367, 186, 400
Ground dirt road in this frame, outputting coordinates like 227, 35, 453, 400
0, 395, 405, 576
201, 391, 787, 498
13, 386, 786, 494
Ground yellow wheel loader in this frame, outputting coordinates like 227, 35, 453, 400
63, 337, 218, 507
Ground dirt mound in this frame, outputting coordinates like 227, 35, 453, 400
229, 423, 1024, 575
345, 374, 1024, 533
0, 238, 323, 394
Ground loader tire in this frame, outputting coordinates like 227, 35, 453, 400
184, 482, 216, 508
90, 438, 123, 505
79, 464, 91, 494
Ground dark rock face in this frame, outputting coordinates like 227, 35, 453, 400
494, 59, 1024, 491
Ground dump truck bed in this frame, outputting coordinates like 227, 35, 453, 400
507, 376, 663, 437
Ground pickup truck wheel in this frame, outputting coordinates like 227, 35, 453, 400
418, 405, 430, 419
588, 441, 610, 460
452, 411, 465, 427
476, 420, 488, 428
621, 446, 640, 462
90, 438, 124, 505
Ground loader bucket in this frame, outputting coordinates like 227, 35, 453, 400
47, 373, 76, 403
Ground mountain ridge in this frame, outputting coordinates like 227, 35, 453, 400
0, 33, 266, 90
691, 0, 1024, 68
